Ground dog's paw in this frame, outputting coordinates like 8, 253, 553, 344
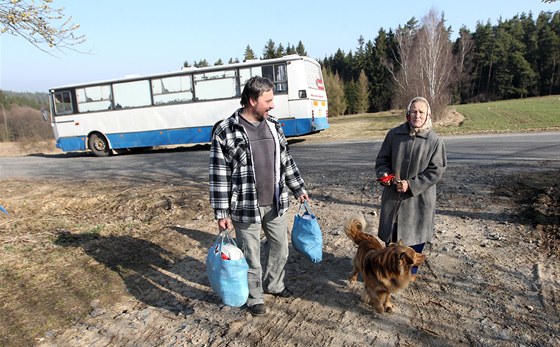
361, 293, 371, 305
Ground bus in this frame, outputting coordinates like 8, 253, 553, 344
45, 55, 329, 157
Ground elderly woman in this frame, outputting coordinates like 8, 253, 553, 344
375, 96, 447, 278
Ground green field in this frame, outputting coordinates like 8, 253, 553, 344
447, 95, 560, 134
326, 95, 560, 138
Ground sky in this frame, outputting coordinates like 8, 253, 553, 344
1, 0, 558, 93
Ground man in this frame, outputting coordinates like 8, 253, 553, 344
375, 96, 447, 278
209, 76, 309, 316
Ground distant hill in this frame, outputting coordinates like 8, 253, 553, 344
0, 90, 49, 110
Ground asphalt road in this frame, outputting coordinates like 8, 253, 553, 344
0, 132, 558, 184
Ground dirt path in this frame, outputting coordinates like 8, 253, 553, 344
1, 133, 559, 346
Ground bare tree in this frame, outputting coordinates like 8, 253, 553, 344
416, 8, 454, 120
382, 18, 419, 108
383, 10, 454, 120
0, 0, 85, 53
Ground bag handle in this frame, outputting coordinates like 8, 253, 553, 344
214, 230, 238, 253
298, 200, 313, 216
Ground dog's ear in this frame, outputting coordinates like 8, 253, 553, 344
396, 240, 404, 246
399, 251, 415, 265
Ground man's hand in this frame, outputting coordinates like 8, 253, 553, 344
218, 218, 233, 231
298, 192, 310, 203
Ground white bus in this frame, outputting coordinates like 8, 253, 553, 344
45, 55, 329, 157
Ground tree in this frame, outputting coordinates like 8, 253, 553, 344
471, 21, 496, 100
243, 45, 256, 61
355, 71, 369, 114
194, 59, 209, 68
286, 43, 296, 55
322, 67, 346, 116
0, 0, 85, 53
452, 26, 475, 103
344, 80, 358, 114
415, 9, 454, 119
368, 28, 395, 112
382, 17, 419, 108
536, 11, 560, 95
276, 42, 285, 57
295, 41, 307, 56
262, 39, 277, 59
214, 58, 224, 66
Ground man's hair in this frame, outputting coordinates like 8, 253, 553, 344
240, 76, 274, 107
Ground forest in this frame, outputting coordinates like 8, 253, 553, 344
318, 10, 558, 119
1, 9, 559, 141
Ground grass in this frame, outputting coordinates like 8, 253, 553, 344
321, 95, 560, 140
447, 95, 560, 134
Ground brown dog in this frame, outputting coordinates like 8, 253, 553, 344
345, 215, 426, 314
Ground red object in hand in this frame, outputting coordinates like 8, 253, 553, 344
377, 174, 395, 184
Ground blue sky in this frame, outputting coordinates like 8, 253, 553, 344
1, 0, 558, 93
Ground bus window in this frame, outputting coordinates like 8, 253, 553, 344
152, 75, 194, 105
305, 61, 324, 90
76, 85, 112, 113
193, 70, 237, 101
54, 90, 74, 115
113, 80, 151, 108
239, 68, 255, 93
262, 64, 288, 93
239, 67, 262, 94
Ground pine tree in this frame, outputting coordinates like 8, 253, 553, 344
356, 71, 369, 114
262, 39, 277, 59
244, 45, 256, 61
322, 68, 346, 116
296, 41, 307, 56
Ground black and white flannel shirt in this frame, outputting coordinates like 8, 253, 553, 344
209, 108, 306, 224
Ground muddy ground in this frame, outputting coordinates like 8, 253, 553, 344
0, 136, 559, 347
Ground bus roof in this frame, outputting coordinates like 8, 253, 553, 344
49, 54, 318, 91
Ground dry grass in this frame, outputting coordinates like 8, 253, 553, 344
0, 179, 210, 345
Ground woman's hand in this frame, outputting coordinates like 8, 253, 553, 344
396, 180, 409, 193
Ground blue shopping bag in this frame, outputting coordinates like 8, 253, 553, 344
206, 231, 249, 307
291, 201, 323, 263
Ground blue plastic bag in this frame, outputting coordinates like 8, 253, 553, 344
206, 231, 249, 307
291, 201, 323, 263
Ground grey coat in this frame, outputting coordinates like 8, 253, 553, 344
375, 122, 447, 246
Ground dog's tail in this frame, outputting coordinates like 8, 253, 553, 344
344, 215, 383, 249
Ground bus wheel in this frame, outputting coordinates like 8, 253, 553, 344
88, 133, 111, 157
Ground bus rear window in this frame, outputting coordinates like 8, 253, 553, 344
305, 61, 324, 91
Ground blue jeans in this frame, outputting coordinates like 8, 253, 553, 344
233, 205, 288, 307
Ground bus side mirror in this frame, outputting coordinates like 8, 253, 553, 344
41, 109, 49, 121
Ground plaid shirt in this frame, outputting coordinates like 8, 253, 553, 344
209, 108, 306, 223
